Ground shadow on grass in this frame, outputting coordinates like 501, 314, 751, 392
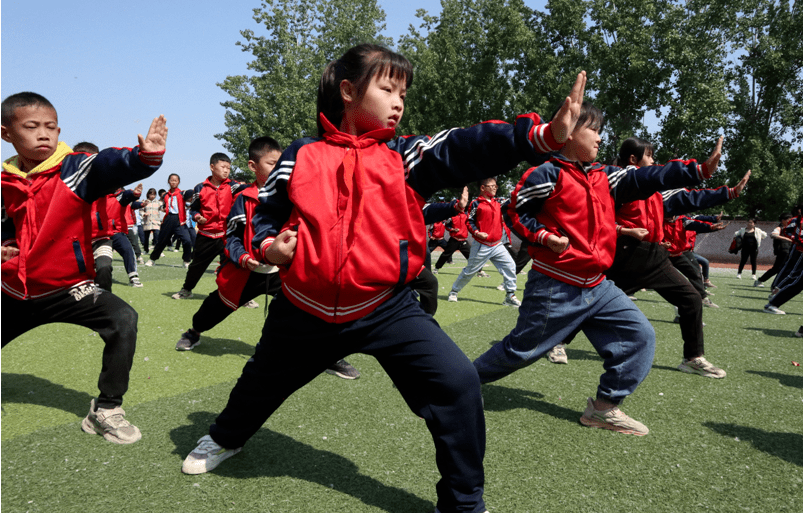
160, 292, 209, 300
703, 422, 803, 467
480, 384, 579, 423
745, 370, 803, 389
743, 327, 799, 338
0, 373, 94, 415
190, 337, 258, 358
171, 411, 434, 513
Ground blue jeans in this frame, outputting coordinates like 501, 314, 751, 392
473, 270, 655, 404
451, 242, 517, 294
693, 251, 710, 280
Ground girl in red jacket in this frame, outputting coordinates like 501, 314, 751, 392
182, 44, 588, 513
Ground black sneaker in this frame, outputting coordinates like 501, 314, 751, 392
325, 359, 360, 380
176, 330, 201, 351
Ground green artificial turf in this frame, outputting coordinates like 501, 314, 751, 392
2, 252, 802, 512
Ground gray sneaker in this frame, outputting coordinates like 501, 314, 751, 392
547, 344, 568, 364
81, 399, 141, 444
579, 397, 648, 436
325, 359, 360, 380
176, 330, 201, 351
129, 277, 143, 288
753, 280, 764, 287
702, 297, 719, 308
447, 291, 458, 302
182, 435, 242, 474
678, 356, 726, 378
172, 288, 193, 300
502, 293, 521, 307
764, 304, 786, 315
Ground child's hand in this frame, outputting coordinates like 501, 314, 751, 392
265, 229, 297, 265
732, 169, 751, 196
550, 71, 587, 144
133, 183, 143, 197
621, 227, 650, 240
710, 222, 727, 231
474, 231, 488, 241
546, 233, 569, 254
458, 186, 469, 211
138, 115, 168, 153
660, 240, 672, 249
1, 246, 20, 262
196, 216, 208, 225
244, 257, 260, 271
700, 136, 723, 179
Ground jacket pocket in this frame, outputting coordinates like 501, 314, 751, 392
72, 239, 87, 273
397, 239, 409, 286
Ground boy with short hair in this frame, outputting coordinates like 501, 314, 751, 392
171, 153, 245, 299
1, 91, 167, 444
447, 177, 521, 306
175, 137, 361, 383
473, 101, 724, 436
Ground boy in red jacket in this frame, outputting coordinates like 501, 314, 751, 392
172, 153, 245, 299
1, 92, 166, 444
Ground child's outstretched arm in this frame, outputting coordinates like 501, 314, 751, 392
77, 115, 168, 203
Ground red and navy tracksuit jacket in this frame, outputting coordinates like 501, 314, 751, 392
662, 215, 718, 256
188, 177, 247, 239
213, 183, 276, 310
1, 141, 163, 300
506, 155, 709, 287
163, 188, 187, 223
430, 222, 446, 240
615, 171, 739, 243
253, 112, 562, 323
467, 196, 503, 247
445, 213, 469, 241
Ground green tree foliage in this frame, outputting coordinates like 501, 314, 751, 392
216, 0, 391, 180
724, 0, 803, 218
216, 0, 801, 216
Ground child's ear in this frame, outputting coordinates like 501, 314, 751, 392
629, 154, 638, 166
247, 160, 257, 173
340, 79, 355, 104
0, 125, 11, 143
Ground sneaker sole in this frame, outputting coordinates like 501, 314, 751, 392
81, 416, 142, 444
677, 364, 725, 378
325, 369, 360, 380
579, 416, 648, 436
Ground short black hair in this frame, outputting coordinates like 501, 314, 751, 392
210, 152, 231, 165
248, 136, 283, 162
779, 212, 793, 222
478, 176, 497, 187
73, 141, 99, 154
1, 92, 56, 126
550, 100, 604, 133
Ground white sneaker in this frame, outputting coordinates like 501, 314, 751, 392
547, 344, 568, 364
182, 435, 242, 474
678, 356, 726, 378
243, 299, 259, 309
184, 261, 190, 269
502, 294, 521, 307
702, 297, 719, 308
447, 291, 458, 302
736, 274, 742, 279
754, 280, 764, 287
751, 275, 757, 280
137, 256, 145, 265
144, 259, 154, 267
496, 284, 505, 291
764, 304, 786, 315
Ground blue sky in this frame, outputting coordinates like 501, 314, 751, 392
1, 0, 547, 193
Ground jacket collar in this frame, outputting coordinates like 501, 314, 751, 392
319, 114, 395, 148
3, 141, 73, 178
